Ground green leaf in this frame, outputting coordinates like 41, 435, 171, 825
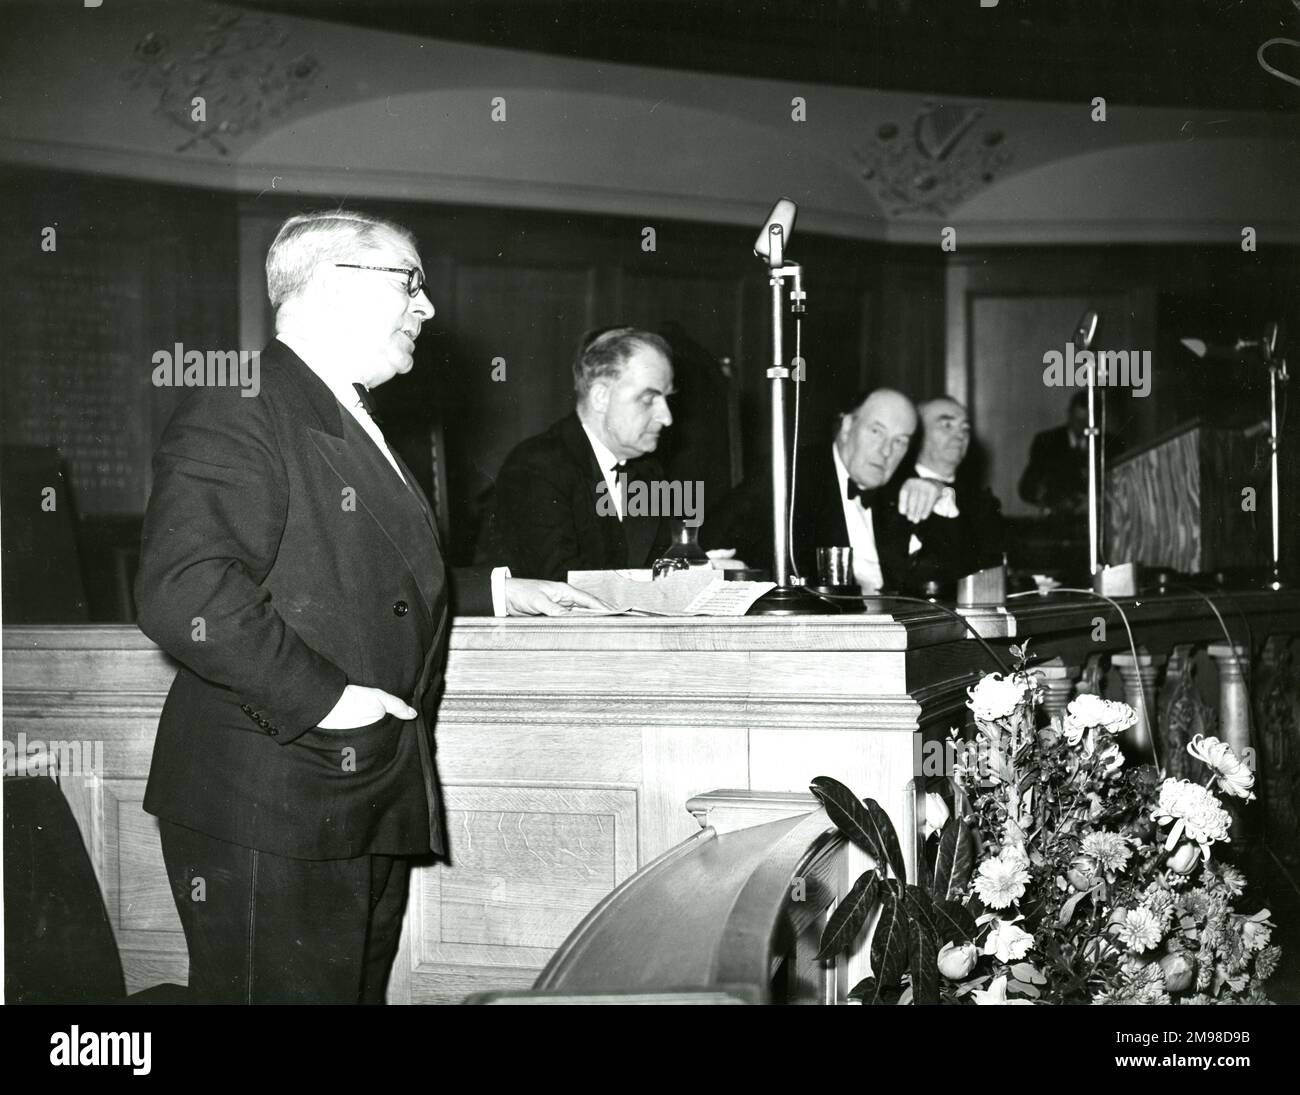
903, 884, 937, 934
931, 899, 979, 946
1056, 886, 1094, 929
930, 816, 974, 901
847, 976, 875, 1002
1010, 962, 1046, 985
870, 892, 910, 997
809, 777, 906, 881
908, 916, 940, 1004
815, 870, 879, 961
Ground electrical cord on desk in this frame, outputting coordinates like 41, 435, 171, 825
808, 589, 1010, 674
1007, 587, 1162, 776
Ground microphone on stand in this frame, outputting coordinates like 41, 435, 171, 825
1180, 322, 1281, 363
1075, 310, 1099, 351
753, 199, 797, 269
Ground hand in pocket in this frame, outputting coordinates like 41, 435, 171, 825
316, 685, 416, 729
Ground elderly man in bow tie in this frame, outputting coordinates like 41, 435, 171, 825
135, 210, 603, 1005
705, 388, 952, 592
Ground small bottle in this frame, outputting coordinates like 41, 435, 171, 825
652, 521, 710, 578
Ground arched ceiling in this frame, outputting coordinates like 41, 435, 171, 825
1, 0, 1296, 243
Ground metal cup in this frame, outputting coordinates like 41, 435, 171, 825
816, 546, 853, 587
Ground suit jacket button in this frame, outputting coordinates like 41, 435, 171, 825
393, 600, 409, 617
266, 727, 279, 737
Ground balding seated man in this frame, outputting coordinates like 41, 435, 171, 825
705, 389, 959, 595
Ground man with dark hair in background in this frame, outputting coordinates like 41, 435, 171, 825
488, 326, 690, 580
1019, 390, 1124, 519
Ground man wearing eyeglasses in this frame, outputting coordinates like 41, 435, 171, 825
705, 388, 946, 592
134, 210, 604, 1004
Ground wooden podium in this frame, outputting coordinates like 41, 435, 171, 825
1106, 419, 1266, 574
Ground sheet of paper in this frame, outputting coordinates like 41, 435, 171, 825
566, 568, 774, 616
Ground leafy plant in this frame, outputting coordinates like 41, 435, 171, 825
809, 775, 976, 1004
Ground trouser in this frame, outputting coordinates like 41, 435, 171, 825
159, 820, 412, 1004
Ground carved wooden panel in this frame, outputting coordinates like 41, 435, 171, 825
402, 784, 638, 999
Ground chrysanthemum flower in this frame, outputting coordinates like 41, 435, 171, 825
1081, 831, 1133, 874
1186, 734, 1256, 800
966, 673, 1028, 722
1115, 907, 1163, 952
1151, 778, 1232, 859
1062, 694, 1137, 744
974, 847, 1031, 909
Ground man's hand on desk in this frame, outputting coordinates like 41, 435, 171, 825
504, 577, 612, 616
317, 684, 417, 729
707, 548, 747, 571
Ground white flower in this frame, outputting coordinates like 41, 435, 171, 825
937, 941, 978, 980
1186, 734, 1256, 800
1063, 694, 1137, 744
1241, 917, 1272, 952
983, 918, 1034, 963
1151, 778, 1233, 859
974, 846, 1031, 909
923, 791, 951, 839
971, 974, 1034, 1005
966, 673, 1028, 722
1114, 907, 1163, 953
1081, 831, 1133, 874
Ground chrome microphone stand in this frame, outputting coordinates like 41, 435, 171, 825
748, 203, 836, 615
1266, 347, 1288, 590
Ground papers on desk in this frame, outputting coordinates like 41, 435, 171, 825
566, 567, 775, 617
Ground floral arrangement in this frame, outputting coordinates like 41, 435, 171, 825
812, 642, 1279, 1004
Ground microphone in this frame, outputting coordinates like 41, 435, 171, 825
753, 198, 797, 268
1074, 310, 1099, 351
1180, 322, 1282, 363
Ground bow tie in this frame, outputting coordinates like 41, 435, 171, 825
353, 383, 382, 424
846, 480, 878, 508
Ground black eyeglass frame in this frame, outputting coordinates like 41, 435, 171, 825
334, 263, 425, 297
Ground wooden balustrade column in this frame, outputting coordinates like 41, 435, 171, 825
1206, 643, 1252, 758
1110, 650, 1166, 760
1036, 661, 1080, 724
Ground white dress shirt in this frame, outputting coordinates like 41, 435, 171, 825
581, 421, 625, 520
831, 444, 884, 593
278, 334, 510, 615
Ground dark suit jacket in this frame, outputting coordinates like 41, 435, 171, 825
1019, 426, 1124, 510
705, 447, 1003, 595
877, 461, 1006, 595
705, 444, 899, 583
135, 340, 490, 861
488, 413, 669, 581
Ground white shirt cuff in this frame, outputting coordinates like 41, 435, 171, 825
491, 566, 512, 616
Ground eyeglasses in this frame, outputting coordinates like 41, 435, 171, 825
334, 263, 425, 297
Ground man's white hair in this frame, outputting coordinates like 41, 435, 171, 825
265, 210, 417, 309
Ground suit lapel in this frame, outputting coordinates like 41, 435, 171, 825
560, 414, 632, 568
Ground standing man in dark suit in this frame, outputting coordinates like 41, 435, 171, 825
874, 397, 1005, 596
1018, 391, 1124, 515
705, 389, 944, 591
491, 327, 726, 580
135, 210, 602, 1004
